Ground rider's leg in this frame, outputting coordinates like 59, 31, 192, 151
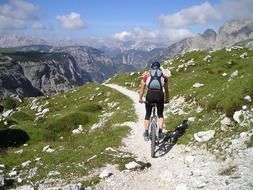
157, 94, 165, 137
158, 117, 164, 129
158, 117, 165, 138
157, 100, 164, 131
143, 99, 152, 141
144, 119, 150, 131
145, 100, 152, 131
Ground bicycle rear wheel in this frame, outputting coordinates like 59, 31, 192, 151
151, 123, 156, 158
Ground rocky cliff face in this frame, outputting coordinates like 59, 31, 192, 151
15, 45, 138, 82
0, 56, 43, 101
216, 19, 253, 48
0, 51, 92, 100
0, 45, 145, 100
52, 46, 118, 83
157, 19, 253, 61
105, 48, 165, 69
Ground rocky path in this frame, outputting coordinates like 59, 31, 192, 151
93, 84, 253, 190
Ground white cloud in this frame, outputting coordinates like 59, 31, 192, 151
113, 31, 131, 41
112, 0, 253, 45
0, 0, 39, 29
0, 15, 25, 29
132, 27, 160, 40
158, 2, 221, 28
9, 0, 38, 19
112, 28, 158, 42
161, 28, 193, 42
218, 0, 253, 19
56, 12, 87, 30
32, 22, 46, 29
112, 27, 193, 44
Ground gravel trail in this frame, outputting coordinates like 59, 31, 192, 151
94, 84, 253, 190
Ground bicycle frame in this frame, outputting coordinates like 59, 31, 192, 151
150, 103, 159, 158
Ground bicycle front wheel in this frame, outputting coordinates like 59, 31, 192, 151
151, 123, 156, 158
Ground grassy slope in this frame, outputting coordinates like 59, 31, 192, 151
1, 48, 253, 187
0, 83, 137, 187
108, 48, 253, 146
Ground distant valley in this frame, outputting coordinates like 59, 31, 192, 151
1, 19, 253, 101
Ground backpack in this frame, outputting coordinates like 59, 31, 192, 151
147, 69, 164, 90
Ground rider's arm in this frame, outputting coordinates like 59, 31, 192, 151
164, 80, 169, 103
139, 80, 145, 103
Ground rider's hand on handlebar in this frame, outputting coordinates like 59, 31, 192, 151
139, 99, 145, 104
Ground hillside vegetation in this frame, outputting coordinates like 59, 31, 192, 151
0, 83, 139, 188
1, 47, 253, 189
108, 47, 253, 155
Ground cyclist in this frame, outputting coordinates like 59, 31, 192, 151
139, 61, 169, 141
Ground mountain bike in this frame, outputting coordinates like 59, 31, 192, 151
149, 103, 161, 158
141, 100, 166, 157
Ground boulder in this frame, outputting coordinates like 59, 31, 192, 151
15, 185, 34, 190
193, 83, 204, 88
2, 109, 13, 118
244, 95, 252, 102
99, 169, 112, 179
194, 130, 215, 142
72, 125, 83, 135
220, 117, 233, 130
125, 161, 140, 170
240, 52, 247, 59
231, 70, 238, 77
9, 170, 18, 177
21, 160, 31, 168
42, 145, 55, 153
176, 184, 188, 190
48, 171, 60, 177
233, 110, 243, 124
184, 155, 195, 166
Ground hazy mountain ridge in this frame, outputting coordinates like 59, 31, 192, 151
51, 46, 118, 83
0, 33, 167, 72
156, 19, 253, 62
0, 51, 92, 101
13, 45, 138, 81
1, 19, 253, 101
0, 34, 166, 51
105, 47, 165, 69
0, 45, 140, 101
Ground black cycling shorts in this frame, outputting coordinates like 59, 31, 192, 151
145, 90, 164, 120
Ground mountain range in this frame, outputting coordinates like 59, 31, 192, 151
1, 19, 253, 101
155, 19, 253, 62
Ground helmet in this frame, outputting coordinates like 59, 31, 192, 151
150, 61, 160, 69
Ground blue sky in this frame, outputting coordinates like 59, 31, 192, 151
0, 0, 253, 44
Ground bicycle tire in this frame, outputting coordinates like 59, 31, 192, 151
151, 122, 156, 158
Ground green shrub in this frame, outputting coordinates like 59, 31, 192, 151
3, 97, 17, 110
225, 101, 241, 117
246, 135, 253, 148
0, 119, 17, 128
206, 100, 219, 112
0, 105, 3, 113
218, 165, 237, 176
44, 111, 89, 140
82, 176, 101, 187
79, 103, 103, 112
11, 111, 34, 121
0, 121, 6, 129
